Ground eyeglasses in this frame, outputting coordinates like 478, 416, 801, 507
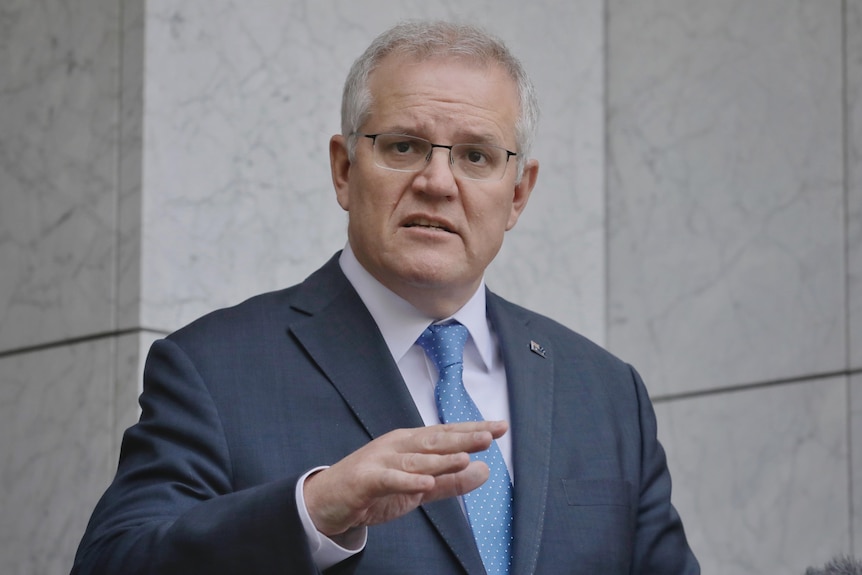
360, 133, 517, 182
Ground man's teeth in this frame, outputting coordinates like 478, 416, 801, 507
408, 221, 449, 231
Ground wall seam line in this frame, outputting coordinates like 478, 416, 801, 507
0, 327, 171, 359
652, 367, 862, 403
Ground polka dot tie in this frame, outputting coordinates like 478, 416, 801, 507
417, 322, 513, 575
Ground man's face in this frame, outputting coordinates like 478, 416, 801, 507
330, 54, 538, 316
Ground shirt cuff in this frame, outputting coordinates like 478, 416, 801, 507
295, 466, 368, 570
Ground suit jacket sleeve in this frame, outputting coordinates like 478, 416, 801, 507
71, 337, 327, 575
629, 364, 699, 574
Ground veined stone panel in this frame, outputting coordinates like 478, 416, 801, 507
655, 377, 850, 574
0, 341, 115, 575
139, 0, 606, 342
0, 331, 150, 575
0, 0, 121, 351
607, 0, 845, 394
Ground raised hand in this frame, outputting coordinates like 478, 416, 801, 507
303, 420, 508, 537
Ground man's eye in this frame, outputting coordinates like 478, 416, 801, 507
393, 141, 414, 153
466, 150, 488, 164
457, 146, 494, 166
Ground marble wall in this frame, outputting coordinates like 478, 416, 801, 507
0, 335, 147, 575
0, 1, 145, 574
0, 0, 858, 573
608, 0, 861, 573
607, 0, 845, 394
0, 0, 121, 352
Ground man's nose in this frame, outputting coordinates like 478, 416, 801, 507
415, 146, 458, 195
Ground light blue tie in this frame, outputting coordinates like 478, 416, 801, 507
417, 322, 513, 575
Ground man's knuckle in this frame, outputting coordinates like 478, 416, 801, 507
401, 453, 419, 472
421, 432, 440, 450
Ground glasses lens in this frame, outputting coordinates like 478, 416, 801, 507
451, 144, 508, 181
372, 134, 430, 171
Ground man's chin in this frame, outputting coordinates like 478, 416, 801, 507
390, 257, 467, 287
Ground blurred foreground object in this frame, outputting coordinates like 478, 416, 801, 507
805, 556, 862, 575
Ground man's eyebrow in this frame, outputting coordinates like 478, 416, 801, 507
447, 127, 510, 145
374, 125, 422, 136
461, 133, 503, 144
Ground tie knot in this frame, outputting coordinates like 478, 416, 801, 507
417, 322, 469, 371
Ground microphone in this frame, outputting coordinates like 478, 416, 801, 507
805, 556, 862, 575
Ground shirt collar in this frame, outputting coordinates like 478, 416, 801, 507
339, 244, 494, 370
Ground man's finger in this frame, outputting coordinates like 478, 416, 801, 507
399, 451, 472, 476
422, 461, 492, 502
399, 421, 508, 455
435, 420, 509, 438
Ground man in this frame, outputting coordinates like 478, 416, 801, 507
72, 20, 699, 574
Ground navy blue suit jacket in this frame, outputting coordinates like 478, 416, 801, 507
72, 253, 699, 574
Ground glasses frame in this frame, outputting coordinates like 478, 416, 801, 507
360, 133, 518, 182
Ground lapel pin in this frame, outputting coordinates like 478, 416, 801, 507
530, 340, 547, 358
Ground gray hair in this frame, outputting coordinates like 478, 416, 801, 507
340, 20, 539, 180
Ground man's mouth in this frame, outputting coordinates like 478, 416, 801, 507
404, 218, 454, 233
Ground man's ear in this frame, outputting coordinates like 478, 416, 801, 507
330, 134, 351, 211
506, 158, 539, 230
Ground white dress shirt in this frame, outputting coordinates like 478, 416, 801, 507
297, 245, 512, 569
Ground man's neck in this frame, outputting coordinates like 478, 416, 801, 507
342, 245, 482, 320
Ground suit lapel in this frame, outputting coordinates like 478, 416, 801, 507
286, 256, 486, 574
290, 285, 424, 437
488, 292, 555, 575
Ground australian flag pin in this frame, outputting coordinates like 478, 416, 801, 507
530, 340, 547, 358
